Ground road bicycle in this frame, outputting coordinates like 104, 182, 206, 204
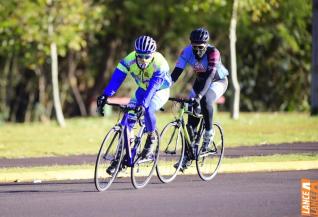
94, 102, 160, 191
156, 97, 224, 183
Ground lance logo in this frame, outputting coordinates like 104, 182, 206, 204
301, 178, 318, 216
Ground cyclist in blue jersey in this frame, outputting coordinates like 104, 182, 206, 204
97, 35, 172, 175
171, 28, 228, 170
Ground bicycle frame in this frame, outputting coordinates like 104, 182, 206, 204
172, 100, 205, 159
121, 122, 146, 167
156, 97, 225, 183
104, 102, 148, 168
111, 110, 147, 168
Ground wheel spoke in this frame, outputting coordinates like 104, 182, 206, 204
156, 121, 185, 183
196, 123, 224, 181
131, 130, 160, 189
94, 127, 122, 191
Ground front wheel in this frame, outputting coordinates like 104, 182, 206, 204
131, 129, 160, 189
196, 122, 224, 181
156, 121, 184, 183
94, 126, 123, 191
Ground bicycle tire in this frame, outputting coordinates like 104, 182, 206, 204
196, 122, 224, 181
156, 121, 185, 183
94, 126, 123, 191
131, 129, 160, 189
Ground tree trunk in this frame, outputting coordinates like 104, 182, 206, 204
8, 55, 18, 122
68, 52, 87, 116
0, 53, 12, 119
47, 0, 65, 127
229, 0, 240, 119
25, 91, 35, 122
50, 41, 65, 127
35, 68, 49, 122
311, 0, 318, 115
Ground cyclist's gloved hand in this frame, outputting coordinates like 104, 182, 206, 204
190, 95, 202, 116
191, 95, 201, 107
96, 95, 108, 116
135, 105, 145, 117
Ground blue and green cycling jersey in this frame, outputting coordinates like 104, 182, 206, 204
103, 51, 172, 107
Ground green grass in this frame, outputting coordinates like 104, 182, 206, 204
0, 112, 317, 159
217, 112, 318, 146
223, 153, 318, 163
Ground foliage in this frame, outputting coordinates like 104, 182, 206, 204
0, 0, 104, 68
0, 0, 313, 122
236, 0, 311, 111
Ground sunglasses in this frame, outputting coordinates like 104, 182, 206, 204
192, 44, 206, 50
136, 53, 153, 59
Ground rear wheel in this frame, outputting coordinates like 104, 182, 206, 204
156, 121, 184, 183
94, 126, 123, 191
131, 129, 160, 189
196, 123, 224, 181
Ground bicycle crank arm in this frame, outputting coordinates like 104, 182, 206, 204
165, 150, 176, 154
199, 151, 217, 157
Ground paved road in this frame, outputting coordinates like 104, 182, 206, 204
1, 170, 317, 217
1, 142, 317, 168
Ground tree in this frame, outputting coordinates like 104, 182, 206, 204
312, 0, 318, 115
229, 0, 240, 119
0, 0, 104, 123
0, 0, 313, 122
48, 0, 65, 127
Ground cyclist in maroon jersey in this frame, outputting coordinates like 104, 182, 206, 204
171, 28, 229, 170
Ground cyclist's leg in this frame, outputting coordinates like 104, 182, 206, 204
201, 77, 228, 150
188, 79, 205, 131
187, 88, 201, 136
131, 88, 167, 188
142, 88, 170, 157
203, 77, 229, 129
120, 92, 139, 130
143, 88, 169, 129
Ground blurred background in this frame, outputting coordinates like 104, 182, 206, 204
0, 0, 315, 124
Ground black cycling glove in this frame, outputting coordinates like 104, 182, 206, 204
190, 96, 202, 116
97, 95, 108, 116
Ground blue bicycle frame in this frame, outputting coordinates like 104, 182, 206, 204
95, 102, 160, 191
115, 107, 147, 167
120, 121, 146, 167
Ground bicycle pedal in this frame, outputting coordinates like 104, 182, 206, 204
120, 164, 127, 172
179, 166, 188, 173
204, 148, 217, 153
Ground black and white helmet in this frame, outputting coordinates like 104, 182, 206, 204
190, 28, 210, 43
134, 35, 157, 54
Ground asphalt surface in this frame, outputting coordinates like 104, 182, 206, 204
1, 170, 317, 217
1, 142, 317, 168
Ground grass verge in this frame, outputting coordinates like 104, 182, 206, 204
0, 112, 317, 159
1, 154, 317, 183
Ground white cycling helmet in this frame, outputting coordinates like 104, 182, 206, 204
134, 35, 157, 54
